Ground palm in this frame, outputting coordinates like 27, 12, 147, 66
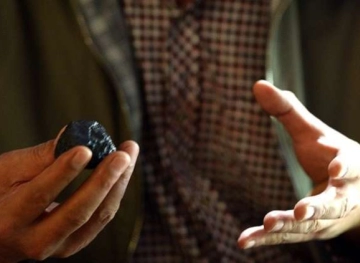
238, 81, 360, 250
292, 129, 341, 186
253, 80, 352, 186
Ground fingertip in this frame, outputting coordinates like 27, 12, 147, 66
263, 212, 276, 231
328, 157, 347, 178
240, 239, 256, 250
70, 146, 92, 169
303, 206, 315, 220
113, 150, 131, 163
253, 79, 272, 88
237, 230, 249, 249
238, 226, 264, 249
294, 201, 306, 220
253, 80, 274, 98
119, 150, 132, 163
237, 241, 245, 249
237, 237, 244, 249
252, 80, 293, 119
119, 140, 140, 159
294, 201, 316, 221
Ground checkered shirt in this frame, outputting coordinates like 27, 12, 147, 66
123, 0, 312, 262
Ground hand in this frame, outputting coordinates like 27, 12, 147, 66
0, 132, 139, 262
238, 80, 360, 249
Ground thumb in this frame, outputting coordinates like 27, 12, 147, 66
253, 80, 327, 143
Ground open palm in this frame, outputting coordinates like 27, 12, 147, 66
238, 80, 360, 249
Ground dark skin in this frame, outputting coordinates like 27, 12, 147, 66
0, 131, 139, 262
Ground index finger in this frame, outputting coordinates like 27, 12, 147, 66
0, 140, 56, 184
7, 146, 92, 225
52, 141, 139, 256
31, 150, 130, 245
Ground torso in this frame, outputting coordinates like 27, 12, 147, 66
124, 0, 308, 262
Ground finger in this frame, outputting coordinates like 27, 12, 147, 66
294, 189, 356, 220
238, 226, 264, 249
264, 210, 333, 234
53, 141, 139, 257
255, 232, 314, 246
328, 150, 360, 179
0, 140, 57, 184
117, 141, 140, 183
263, 210, 293, 232
253, 80, 327, 142
30, 150, 130, 249
7, 146, 92, 225
91, 141, 139, 212
239, 225, 316, 248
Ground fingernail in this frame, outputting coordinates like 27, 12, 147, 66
244, 240, 256, 249
338, 165, 348, 178
271, 221, 284, 232
303, 206, 315, 220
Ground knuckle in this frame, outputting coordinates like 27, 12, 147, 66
97, 207, 118, 225
117, 175, 130, 191
122, 165, 135, 182
99, 175, 117, 191
304, 220, 320, 233
32, 191, 51, 208
65, 212, 90, 227
99, 166, 124, 190
31, 140, 54, 163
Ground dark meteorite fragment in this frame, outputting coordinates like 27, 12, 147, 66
55, 120, 116, 169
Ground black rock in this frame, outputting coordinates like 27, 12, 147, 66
55, 120, 116, 169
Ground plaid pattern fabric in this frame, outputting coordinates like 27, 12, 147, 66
123, 0, 311, 262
